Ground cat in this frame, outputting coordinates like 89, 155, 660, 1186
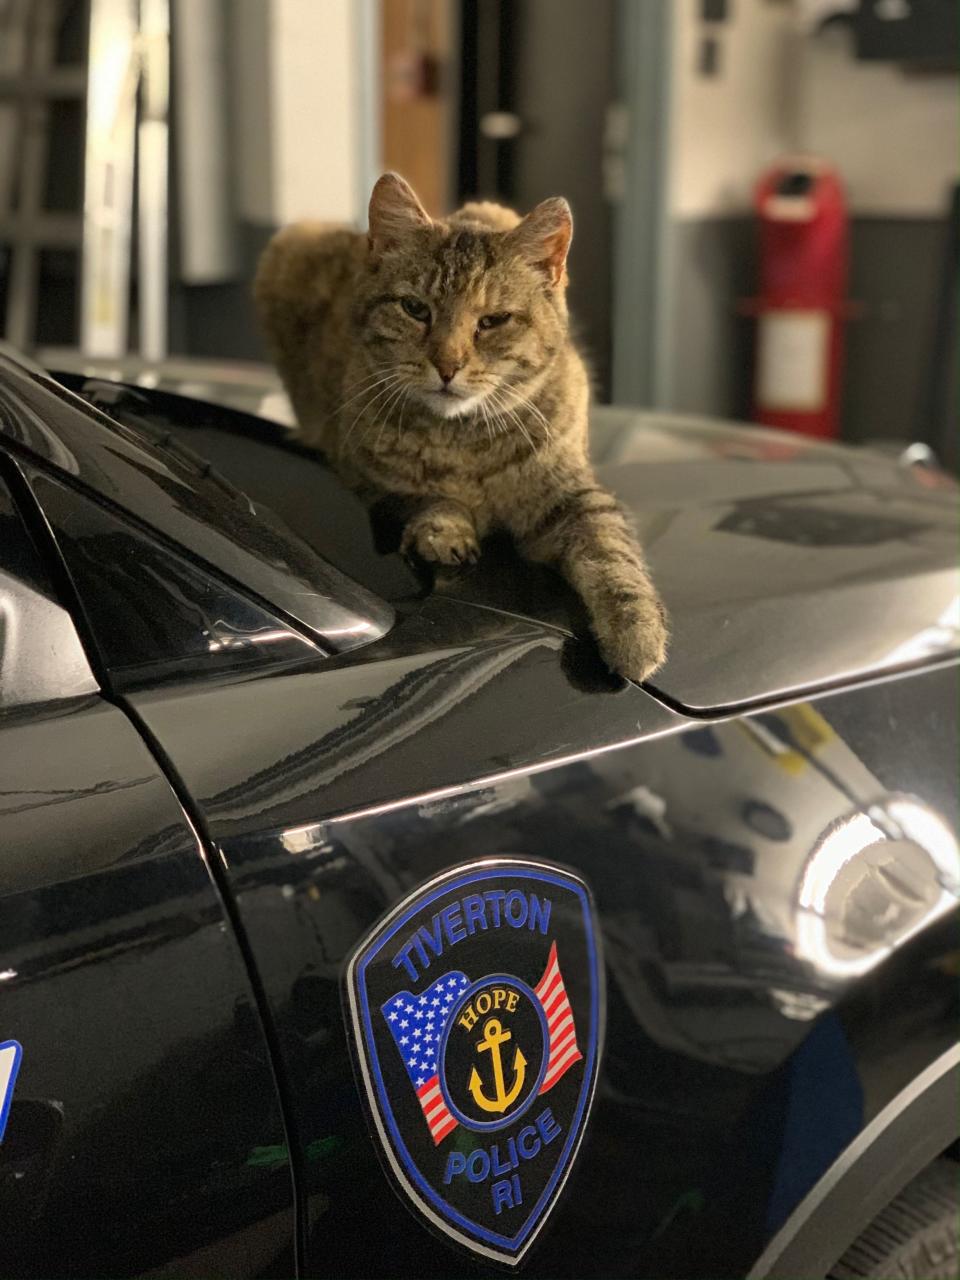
254, 172, 667, 682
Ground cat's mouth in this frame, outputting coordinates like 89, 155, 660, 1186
418, 386, 482, 420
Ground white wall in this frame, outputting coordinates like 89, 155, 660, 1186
271, 0, 359, 224
233, 0, 376, 228
666, 0, 958, 219
668, 1, 796, 218
796, 22, 958, 216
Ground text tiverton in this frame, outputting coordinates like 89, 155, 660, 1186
391, 891, 552, 982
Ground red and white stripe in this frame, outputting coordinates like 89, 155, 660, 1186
417, 1076, 458, 1145
535, 941, 583, 1094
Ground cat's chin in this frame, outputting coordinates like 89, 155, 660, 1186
417, 389, 482, 421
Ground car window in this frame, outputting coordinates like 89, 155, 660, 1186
56, 375, 422, 605
29, 469, 328, 693
0, 466, 98, 712
0, 357, 394, 653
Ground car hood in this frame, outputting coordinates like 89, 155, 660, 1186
446, 408, 960, 711
43, 366, 960, 715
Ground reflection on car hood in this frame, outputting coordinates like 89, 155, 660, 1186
447, 408, 960, 711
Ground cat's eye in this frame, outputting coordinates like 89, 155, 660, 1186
477, 312, 511, 331
400, 296, 431, 323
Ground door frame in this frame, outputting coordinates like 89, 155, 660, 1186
611, 0, 674, 408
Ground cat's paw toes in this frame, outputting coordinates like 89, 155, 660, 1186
401, 517, 480, 568
596, 600, 668, 683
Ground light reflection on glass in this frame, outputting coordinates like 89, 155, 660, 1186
884, 799, 960, 893
207, 627, 297, 653
796, 797, 960, 979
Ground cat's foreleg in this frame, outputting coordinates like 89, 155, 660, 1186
517, 481, 668, 682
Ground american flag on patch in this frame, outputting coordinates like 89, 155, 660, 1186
382, 943, 582, 1146
534, 941, 583, 1094
382, 971, 468, 1145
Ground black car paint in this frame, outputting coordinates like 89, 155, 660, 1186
0, 699, 297, 1279
130, 629, 959, 1279
0, 464, 295, 1277
0, 354, 957, 1278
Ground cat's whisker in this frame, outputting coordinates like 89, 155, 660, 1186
504, 387, 553, 438
477, 378, 535, 435
495, 379, 552, 430
335, 383, 402, 430
475, 383, 505, 437
396, 385, 412, 446
512, 404, 547, 450
340, 362, 407, 393
483, 395, 503, 447
488, 386, 537, 452
337, 369, 405, 406
505, 408, 537, 450
334, 370, 405, 417
374, 381, 410, 450
341, 376, 408, 447
490, 397, 510, 438
487, 401, 509, 443
481, 398, 495, 447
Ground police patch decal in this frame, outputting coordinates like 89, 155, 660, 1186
0, 1040, 22, 1142
345, 859, 603, 1266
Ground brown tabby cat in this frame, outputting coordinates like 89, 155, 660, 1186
254, 172, 667, 681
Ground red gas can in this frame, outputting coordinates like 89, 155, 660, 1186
752, 158, 849, 439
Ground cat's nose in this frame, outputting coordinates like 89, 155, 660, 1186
433, 358, 462, 385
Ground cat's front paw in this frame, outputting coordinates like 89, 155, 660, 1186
401, 510, 480, 568
595, 596, 668, 683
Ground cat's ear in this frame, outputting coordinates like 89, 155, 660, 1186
508, 197, 573, 286
368, 172, 431, 253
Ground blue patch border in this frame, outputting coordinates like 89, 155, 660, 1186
437, 973, 550, 1133
0, 1040, 22, 1143
347, 860, 602, 1264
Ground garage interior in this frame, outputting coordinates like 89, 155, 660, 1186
0, 0, 956, 469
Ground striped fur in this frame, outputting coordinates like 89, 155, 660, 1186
254, 173, 667, 681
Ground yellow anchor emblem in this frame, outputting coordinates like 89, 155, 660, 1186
467, 1018, 527, 1113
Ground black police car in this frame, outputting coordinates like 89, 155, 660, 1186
0, 343, 957, 1279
